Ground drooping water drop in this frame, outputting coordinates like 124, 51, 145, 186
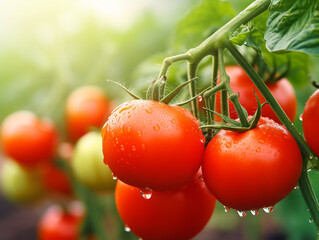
251, 210, 259, 216
153, 124, 160, 131
137, 131, 142, 137
309, 218, 314, 224
145, 108, 153, 114
237, 211, 246, 217
307, 168, 312, 172
140, 188, 152, 199
200, 136, 206, 144
124, 225, 131, 232
198, 96, 203, 102
263, 206, 274, 213
294, 185, 299, 190
131, 145, 136, 151
226, 142, 231, 148
299, 114, 303, 121
120, 145, 125, 151
112, 173, 117, 180
223, 206, 230, 213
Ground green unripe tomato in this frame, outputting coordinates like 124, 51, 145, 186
71, 132, 115, 192
1, 159, 44, 204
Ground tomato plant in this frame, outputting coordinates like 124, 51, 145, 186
1, 159, 44, 204
1, 111, 59, 167
66, 86, 111, 142
71, 132, 115, 192
102, 99, 205, 191
303, 89, 319, 157
38, 203, 85, 240
41, 162, 73, 196
115, 172, 216, 240
202, 117, 302, 211
215, 66, 297, 123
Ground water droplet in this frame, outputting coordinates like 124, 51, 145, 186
153, 124, 160, 131
309, 155, 314, 160
226, 142, 231, 148
263, 206, 274, 213
294, 185, 299, 190
140, 188, 152, 199
258, 139, 264, 144
137, 131, 142, 137
299, 114, 303, 121
112, 174, 117, 180
120, 126, 124, 134
161, 122, 165, 127
307, 168, 312, 172
120, 145, 125, 151
127, 127, 132, 133
256, 147, 261, 153
309, 218, 314, 224
145, 108, 152, 114
224, 206, 230, 213
115, 138, 119, 144
241, 152, 246, 157
200, 136, 206, 143
251, 210, 259, 216
124, 225, 131, 232
111, 132, 115, 137
171, 119, 176, 124
198, 96, 203, 102
237, 211, 246, 217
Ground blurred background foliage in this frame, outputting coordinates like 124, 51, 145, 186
0, 0, 319, 239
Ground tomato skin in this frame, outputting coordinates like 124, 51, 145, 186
1, 111, 58, 167
41, 162, 73, 196
71, 132, 115, 192
115, 172, 216, 240
216, 66, 297, 123
38, 203, 84, 240
102, 100, 205, 191
303, 89, 319, 157
1, 159, 44, 204
202, 117, 302, 211
66, 86, 111, 142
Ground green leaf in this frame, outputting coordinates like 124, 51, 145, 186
265, 0, 319, 55
230, 25, 251, 45
175, 0, 236, 49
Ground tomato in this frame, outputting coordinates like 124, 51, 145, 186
41, 162, 73, 196
215, 66, 297, 123
115, 172, 216, 240
102, 100, 205, 191
66, 86, 111, 142
38, 202, 85, 240
71, 132, 115, 192
202, 117, 302, 211
303, 89, 319, 157
1, 159, 44, 204
1, 111, 58, 167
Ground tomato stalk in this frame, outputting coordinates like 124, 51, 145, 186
225, 40, 319, 231
188, 62, 199, 118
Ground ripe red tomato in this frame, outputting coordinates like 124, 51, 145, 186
202, 117, 302, 211
102, 100, 205, 191
115, 172, 216, 240
303, 89, 319, 157
216, 66, 297, 123
66, 86, 111, 142
41, 162, 73, 196
1, 111, 58, 167
38, 202, 84, 240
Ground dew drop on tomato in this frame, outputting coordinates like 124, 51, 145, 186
224, 206, 230, 213
263, 206, 274, 213
140, 188, 152, 199
250, 210, 259, 216
112, 174, 117, 180
124, 225, 131, 232
237, 211, 246, 217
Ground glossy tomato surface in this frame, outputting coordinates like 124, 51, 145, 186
216, 66, 297, 123
66, 86, 111, 142
303, 89, 319, 157
102, 100, 205, 191
115, 172, 216, 240
38, 203, 84, 240
1, 111, 58, 167
202, 117, 302, 211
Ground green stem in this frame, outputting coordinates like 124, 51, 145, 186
158, 53, 191, 79
188, 62, 199, 118
226, 41, 319, 231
